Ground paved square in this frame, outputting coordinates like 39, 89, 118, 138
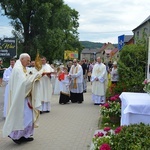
0, 82, 100, 150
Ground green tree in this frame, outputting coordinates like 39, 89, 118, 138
0, 0, 81, 61
39, 4, 82, 62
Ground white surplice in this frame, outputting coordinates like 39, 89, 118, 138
69, 64, 83, 93
54, 76, 60, 95
91, 62, 107, 104
59, 74, 70, 95
3, 66, 13, 118
40, 64, 54, 111
51, 73, 56, 94
69, 64, 84, 103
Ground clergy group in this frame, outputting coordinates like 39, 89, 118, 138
2, 53, 108, 144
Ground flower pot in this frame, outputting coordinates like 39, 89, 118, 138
109, 116, 120, 124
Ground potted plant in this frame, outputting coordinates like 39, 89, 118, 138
100, 95, 121, 123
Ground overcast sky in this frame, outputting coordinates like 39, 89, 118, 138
0, 0, 150, 43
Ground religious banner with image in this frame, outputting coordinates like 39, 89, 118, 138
64, 50, 78, 60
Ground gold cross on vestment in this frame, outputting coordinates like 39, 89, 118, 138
96, 68, 101, 74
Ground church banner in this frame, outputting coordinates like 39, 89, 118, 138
0, 38, 17, 58
64, 50, 78, 60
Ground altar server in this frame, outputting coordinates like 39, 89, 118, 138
59, 67, 70, 104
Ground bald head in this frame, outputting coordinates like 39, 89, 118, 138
73, 59, 78, 66
19, 53, 31, 67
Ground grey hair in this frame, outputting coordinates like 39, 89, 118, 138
19, 53, 30, 60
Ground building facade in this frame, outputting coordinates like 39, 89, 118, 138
133, 15, 150, 42
81, 43, 118, 63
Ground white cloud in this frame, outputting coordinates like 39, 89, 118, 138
0, 26, 13, 38
64, 0, 150, 43
0, 0, 150, 43
0, 14, 13, 38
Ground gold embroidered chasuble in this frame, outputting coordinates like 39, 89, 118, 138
91, 63, 107, 96
3, 60, 43, 137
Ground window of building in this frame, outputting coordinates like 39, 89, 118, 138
144, 28, 148, 36
137, 31, 139, 38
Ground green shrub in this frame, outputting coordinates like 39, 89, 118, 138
118, 44, 146, 92
92, 123, 150, 150
111, 123, 150, 150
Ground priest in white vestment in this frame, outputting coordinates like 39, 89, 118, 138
3, 53, 43, 144
69, 59, 84, 103
91, 57, 107, 105
40, 56, 54, 113
3, 58, 16, 118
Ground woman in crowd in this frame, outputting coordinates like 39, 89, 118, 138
110, 61, 119, 85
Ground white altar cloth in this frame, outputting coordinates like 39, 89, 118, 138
120, 92, 150, 126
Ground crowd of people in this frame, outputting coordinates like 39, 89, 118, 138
1, 53, 119, 144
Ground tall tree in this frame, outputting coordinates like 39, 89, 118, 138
41, 4, 82, 61
0, 0, 81, 61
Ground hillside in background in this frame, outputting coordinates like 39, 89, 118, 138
80, 41, 118, 49
80, 41, 103, 49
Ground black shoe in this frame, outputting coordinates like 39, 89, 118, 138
94, 103, 100, 105
46, 111, 50, 113
12, 139, 22, 144
78, 102, 82, 104
25, 137, 34, 142
8, 136, 22, 144
100, 103, 105, 105
20, 137, 34, 142
40, 111, 43, 114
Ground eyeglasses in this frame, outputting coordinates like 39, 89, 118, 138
73, 62, 77, 63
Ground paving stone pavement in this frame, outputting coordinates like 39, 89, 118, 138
0, 82, 100, 150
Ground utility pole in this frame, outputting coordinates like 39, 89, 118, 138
147, 37, 150, 79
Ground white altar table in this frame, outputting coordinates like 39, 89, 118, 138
120, 92, 150, 126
